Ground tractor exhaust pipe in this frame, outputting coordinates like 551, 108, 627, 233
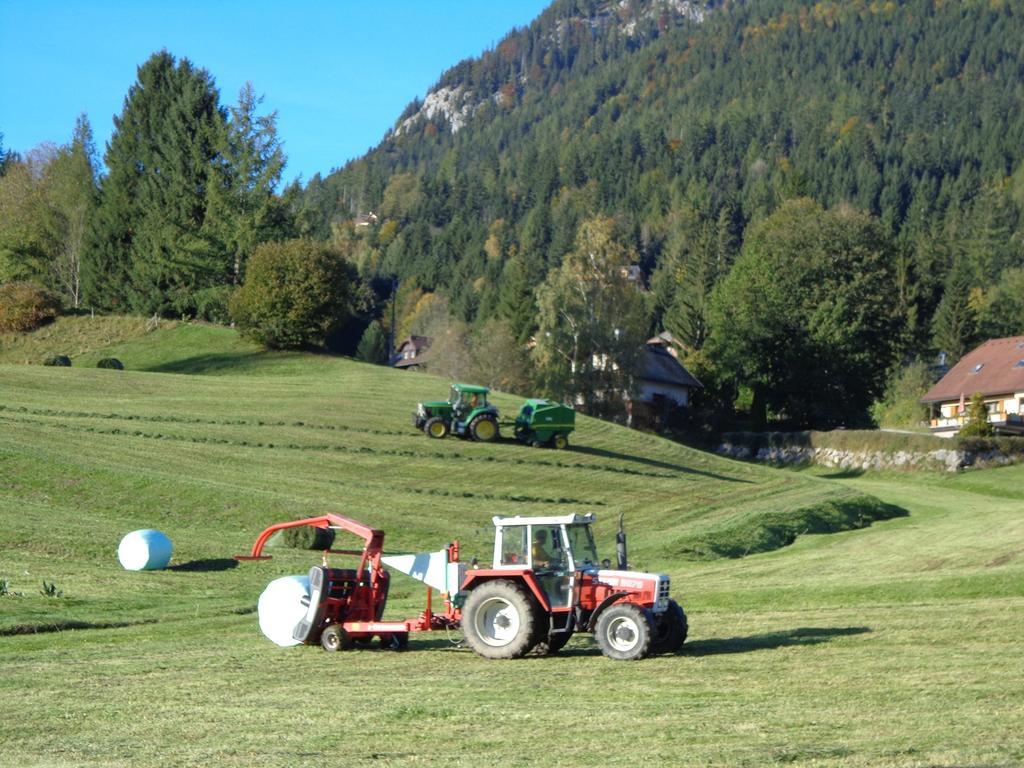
616, 513, 628, 570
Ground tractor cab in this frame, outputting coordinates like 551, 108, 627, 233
493, 514, 598, 571
450, 384, 488, 417
491, 513, 599, 610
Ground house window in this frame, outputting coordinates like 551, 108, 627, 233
1015, 359, 1024, 368
971, 363, 984, 373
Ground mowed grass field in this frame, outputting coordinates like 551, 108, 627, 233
1, 325, 1022, 767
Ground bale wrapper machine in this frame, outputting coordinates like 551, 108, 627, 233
237, 513, 462, 650
238, 511, 687, 660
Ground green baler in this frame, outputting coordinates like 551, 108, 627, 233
513, 399, 575, 449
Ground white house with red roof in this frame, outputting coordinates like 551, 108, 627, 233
921, 336, 1024, 437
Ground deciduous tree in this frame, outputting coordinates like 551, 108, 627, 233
533, 216, 648, 416
228, 239, 358, 349
707, 199, 900, 428
0, 121, 98, 307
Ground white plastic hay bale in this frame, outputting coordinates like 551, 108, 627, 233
257, 575, 311, 647
117, 529, 173, 571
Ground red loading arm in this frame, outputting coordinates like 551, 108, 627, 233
235, 513, 385, 561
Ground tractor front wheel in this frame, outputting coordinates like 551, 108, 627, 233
469, 414, 499, 442
321, 624, 351, 652
462, 580, 540, 659
595, 603, 653, 661
424, 417, 449, 439
651, 599, 688, 654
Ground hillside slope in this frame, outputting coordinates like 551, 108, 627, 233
1, 340, 1022, 766
0, 334, 890, 629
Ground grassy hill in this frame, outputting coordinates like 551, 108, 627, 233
1, 326, 1022, 767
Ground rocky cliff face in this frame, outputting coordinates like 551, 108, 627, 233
395, 0, 715, 137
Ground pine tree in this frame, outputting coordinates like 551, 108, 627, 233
355, 321, 389, 364
496, 257, 536, 344
0, 133, 12, 177
931, 259, 978, 365
85, 51, 228, 316
206, 83, 286, 290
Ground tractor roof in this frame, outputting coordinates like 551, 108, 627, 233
493, 513, 596, 527
453, 383, 490, 394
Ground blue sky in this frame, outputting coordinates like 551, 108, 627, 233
0, 1, 550, 184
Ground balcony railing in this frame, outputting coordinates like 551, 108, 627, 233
930, 413, 1022, 429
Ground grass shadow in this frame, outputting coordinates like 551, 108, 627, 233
565, 444, 752, 483
818, 468, 868, 479
167, 558, 239, 572
144, 353, 277, 375
0, 618, 158, 636
685, 626, 871, 656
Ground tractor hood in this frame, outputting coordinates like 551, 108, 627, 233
418, 400, 452, 412
584, 568, 671, 613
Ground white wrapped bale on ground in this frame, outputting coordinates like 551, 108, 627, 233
117, 529, 173, 571
257, 575, 311, 647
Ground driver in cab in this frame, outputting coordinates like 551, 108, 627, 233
532, 529, 559, 570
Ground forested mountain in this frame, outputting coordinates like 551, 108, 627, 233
296, 0, 1024, 380
4, 0, 1023, 429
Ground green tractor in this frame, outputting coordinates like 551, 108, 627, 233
413, 383, 500, 442
514, 399, 575, 449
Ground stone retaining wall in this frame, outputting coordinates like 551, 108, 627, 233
716, 440, 1018, 472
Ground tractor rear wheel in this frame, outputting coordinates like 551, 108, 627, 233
424, 417, 449, 439
651, 599, 688, 654
462, 580, 540, 659
551, 433, 569, 450
469, 414, 499, 442
595, 603, 653, 661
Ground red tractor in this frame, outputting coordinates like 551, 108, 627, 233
461, 513, 687, 660
239, 512, 686, 661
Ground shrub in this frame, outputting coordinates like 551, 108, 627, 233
281, 525, 335, 550
871, 360, 932, 428
959, 393, 995, 438
956, 435, 1024, 456
0, 281, 60, 332
43, 355, 71, 367
97, 358, 124, 370
228, 240, 358, 349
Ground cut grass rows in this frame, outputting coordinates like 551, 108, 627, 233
0, 410, 682, 480
5, 335, 1022, 766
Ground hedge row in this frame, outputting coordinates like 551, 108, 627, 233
671, 497, 907, 560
